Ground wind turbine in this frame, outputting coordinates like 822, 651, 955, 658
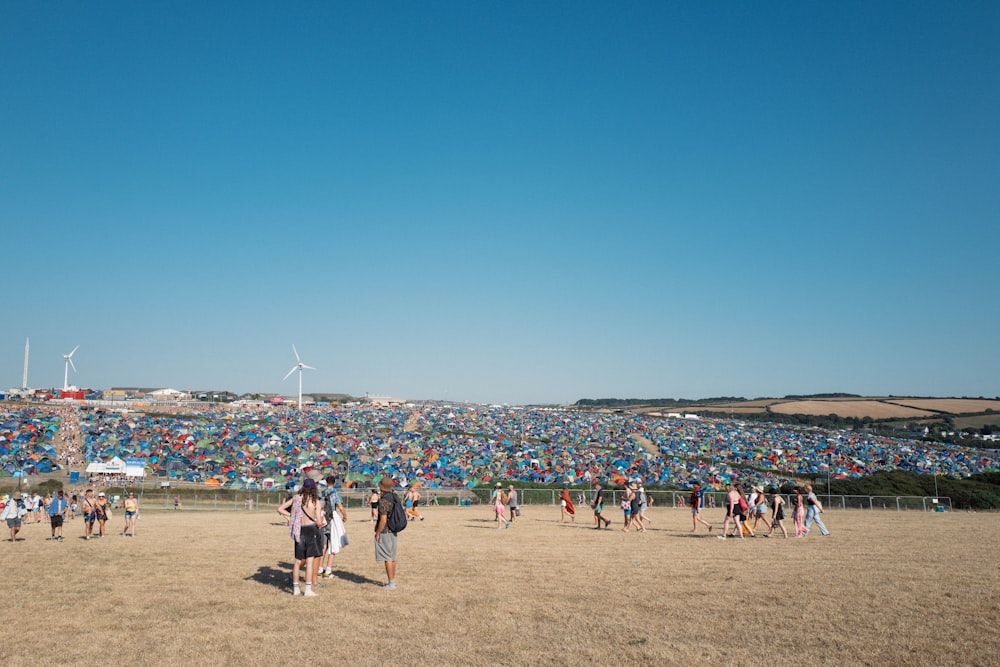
63, 345, 79, 391
22, 337, 29, 390
282, 344, 315, 410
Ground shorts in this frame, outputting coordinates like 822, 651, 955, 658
593, 504, 603, 514
50, 515, 64, 528
6, 518, 21, 529
375, 532, 397, 562
691, 507, 700, 516
294, 524, 323, 560
755, 505, 767, 515
125, 511, 136, 519
84, 513, 97, 524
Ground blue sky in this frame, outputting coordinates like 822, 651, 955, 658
2, 2, 998, 404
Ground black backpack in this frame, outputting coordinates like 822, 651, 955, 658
385, 491, 408, 534
322, 491, 335, 526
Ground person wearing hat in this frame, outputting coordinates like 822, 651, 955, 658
750, 486, 771, 532
1, 492, 24, 542
374, 476, 401, 589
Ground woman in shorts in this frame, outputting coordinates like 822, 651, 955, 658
719, 484, 745, 540
751, 485, 771, 532
278, 478, 324, 596
95, 492, 110, 538
620, 483, 636, 532
122, 492, 139, 537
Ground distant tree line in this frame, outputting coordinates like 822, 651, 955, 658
574, 397, 746, 408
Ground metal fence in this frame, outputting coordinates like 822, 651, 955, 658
111, 489, 952, 513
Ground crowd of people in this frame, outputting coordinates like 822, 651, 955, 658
0, 487, 140, 542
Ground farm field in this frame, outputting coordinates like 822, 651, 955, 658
886, 398, 1000, 414
1, 504, 996, 666
768, 400, 936, 419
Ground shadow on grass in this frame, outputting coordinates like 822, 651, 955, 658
329, 569, 384, 587
245, 565, 291, 590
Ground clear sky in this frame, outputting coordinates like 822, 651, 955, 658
2, 2, 998, 405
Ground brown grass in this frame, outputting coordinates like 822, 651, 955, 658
1, 505, 997, 667
885, 398, 1000, 414
769, 400, 937, 419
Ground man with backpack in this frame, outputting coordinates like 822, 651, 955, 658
375, 476, 406, 590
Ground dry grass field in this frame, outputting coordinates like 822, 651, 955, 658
1, 505, 996, 667
769, 400, 937, 419
885, 398, 1000, 414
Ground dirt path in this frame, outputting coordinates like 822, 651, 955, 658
403, 410, 421, 433
632, 433, 659, 457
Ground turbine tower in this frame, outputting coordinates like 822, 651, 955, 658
282, 344, 315, 411
63, 345, 79, 391
22, 337, 29, 390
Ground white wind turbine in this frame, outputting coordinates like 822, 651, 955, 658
282, 344, 315, 410
63, 345, 79, 391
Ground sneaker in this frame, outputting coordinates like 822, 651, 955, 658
302, 589, 318, 597
384, 581, 396, 590
57, 536, 63, 542
717, 535, 726, 540
292, 588, 301, 596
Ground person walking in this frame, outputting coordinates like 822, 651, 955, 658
122, 491, 139, 537
80, 489, 98, 540
637, 486, 651, 526
620, 483, 635, 532
374, 477, 401, 590
719, 484, 745, 540
277, 478, 325, 596
95, 492, 110, 538
47, 490, 68, 541
559, 484, 575, 523
2, 492, 24, 542
750, 486, 771, 532
792, 487, 807, 537
591, 481, 611, 529
765, 488, 788, 539
690, 482, 713, 533
803, 485, 831, 537
405, 486, 423, 522
507, 485, 520, 525
492, 483, 508, 529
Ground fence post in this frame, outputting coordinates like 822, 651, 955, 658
922, 497, 926, 512
896, 497, 900, 512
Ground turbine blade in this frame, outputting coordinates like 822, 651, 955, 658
283, 366, 298, 381
301, 364, 316, 371
292, 344, 301, 362
69, 358, 77, 372
69, 345, 79, 357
